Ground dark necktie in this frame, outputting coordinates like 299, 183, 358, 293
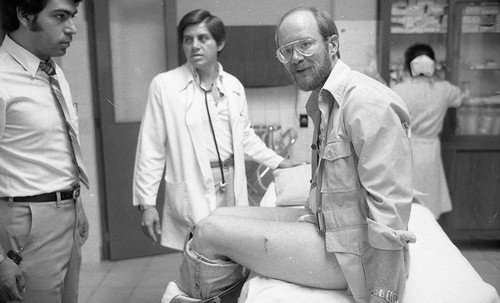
40, 59, 90, 189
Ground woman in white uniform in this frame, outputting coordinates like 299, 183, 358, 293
392, 43, 465, 219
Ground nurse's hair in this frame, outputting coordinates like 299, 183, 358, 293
178, 9, 226, 47
404, 43, 435, 73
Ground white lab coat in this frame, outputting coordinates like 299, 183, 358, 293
133, 63, 283, 250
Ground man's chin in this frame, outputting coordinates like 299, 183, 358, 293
294, 78, 318, 91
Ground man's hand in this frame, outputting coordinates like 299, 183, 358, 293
76, 197, 89, 246
0, 258, 25, 302
141, 207, 161, 243
277, 159, 307, 168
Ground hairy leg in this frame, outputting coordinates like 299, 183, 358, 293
191, 209, 347, 289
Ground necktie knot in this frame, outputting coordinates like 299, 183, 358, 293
40, 59, 56, 76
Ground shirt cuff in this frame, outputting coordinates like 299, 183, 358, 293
367, 219, 416, 250
269, 156, 285, 170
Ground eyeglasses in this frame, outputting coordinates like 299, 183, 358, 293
276, 38, 325, 64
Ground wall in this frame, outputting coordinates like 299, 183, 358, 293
57, 0, 377, 262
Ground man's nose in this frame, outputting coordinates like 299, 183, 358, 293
192, 38, 201, 49
64, 18, 77, 35
290, 47, 304, 62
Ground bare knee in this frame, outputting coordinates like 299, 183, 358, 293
190, 216, 226, 260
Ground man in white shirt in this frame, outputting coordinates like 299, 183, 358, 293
133, 9, 302, 251
0, 0, 88, 302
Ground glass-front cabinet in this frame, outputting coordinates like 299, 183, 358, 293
378, 0, 500, 241
455, 2, 500, 136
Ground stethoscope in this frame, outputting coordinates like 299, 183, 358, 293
201, 85, 228, 192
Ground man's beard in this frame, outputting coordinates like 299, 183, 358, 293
291, 50, 331, 91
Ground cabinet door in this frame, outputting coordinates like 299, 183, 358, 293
454, 1, 500, 136
440, 148, 500, 240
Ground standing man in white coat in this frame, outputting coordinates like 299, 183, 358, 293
133, 9, 301, 251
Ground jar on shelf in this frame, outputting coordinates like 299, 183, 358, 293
457, 105, 480, 135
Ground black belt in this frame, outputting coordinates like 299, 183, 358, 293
1, 187, 80, 203
210, 155, 234, 168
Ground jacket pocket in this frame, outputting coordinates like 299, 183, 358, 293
164, 181, 191, 221
321, 139, 360, 192
325, 224, 368, 256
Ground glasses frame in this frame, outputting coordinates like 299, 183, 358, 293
276, 38, 326, 64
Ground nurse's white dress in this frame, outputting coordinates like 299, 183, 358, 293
392, 77, 462, 218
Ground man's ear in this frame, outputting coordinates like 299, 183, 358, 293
327, 35, 339, 57
16, 7, 34, 28
217, 40, 226, 52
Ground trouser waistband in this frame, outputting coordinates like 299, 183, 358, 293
0, 186, 80, 203
210, 155, 234, 168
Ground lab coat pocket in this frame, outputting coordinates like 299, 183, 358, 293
164, 181, 192, 222
322, 140, 360, 191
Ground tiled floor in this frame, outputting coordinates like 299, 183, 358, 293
79, 243, 500, 303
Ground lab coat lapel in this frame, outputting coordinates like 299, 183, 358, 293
185, 86, 212, 186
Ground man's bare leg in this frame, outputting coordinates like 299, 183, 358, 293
191, 207, 347, 289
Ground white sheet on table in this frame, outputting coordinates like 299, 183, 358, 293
239, 182, 500, 303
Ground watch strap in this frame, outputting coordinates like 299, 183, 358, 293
371, 289, 399, 303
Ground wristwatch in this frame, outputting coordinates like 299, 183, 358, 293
371, 289, 399, 303
138, 204, 155, 211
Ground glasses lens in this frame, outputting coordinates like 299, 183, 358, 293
296, 40, 316, 56
276, 46, 292, 63
276, 39, 320, 64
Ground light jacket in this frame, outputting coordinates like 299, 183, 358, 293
133, 63, 283, 250
306, 60, 416, 303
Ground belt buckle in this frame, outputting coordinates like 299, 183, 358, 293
316, 210, 326, 233
73, 187, 80, 199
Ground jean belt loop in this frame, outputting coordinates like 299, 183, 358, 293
8, 197, 13, 207
56, 191, 61, 208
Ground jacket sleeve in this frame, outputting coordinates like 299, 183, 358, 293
344, 93, 416, 250
132, 77, 168, 207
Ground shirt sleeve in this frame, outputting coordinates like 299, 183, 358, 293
132, 77, 168, 207
446, 81, 464, 108
345, 93, 416, 250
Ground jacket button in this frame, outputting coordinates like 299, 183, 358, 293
311, 144, 317, 150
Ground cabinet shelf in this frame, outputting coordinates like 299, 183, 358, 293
462, 66, 500, 71
391, 32, 447, 35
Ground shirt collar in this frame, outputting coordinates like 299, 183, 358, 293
2, 35, 45, 78
187, 62, 226, 94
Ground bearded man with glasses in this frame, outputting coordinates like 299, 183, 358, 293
163, 7, 416, 303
